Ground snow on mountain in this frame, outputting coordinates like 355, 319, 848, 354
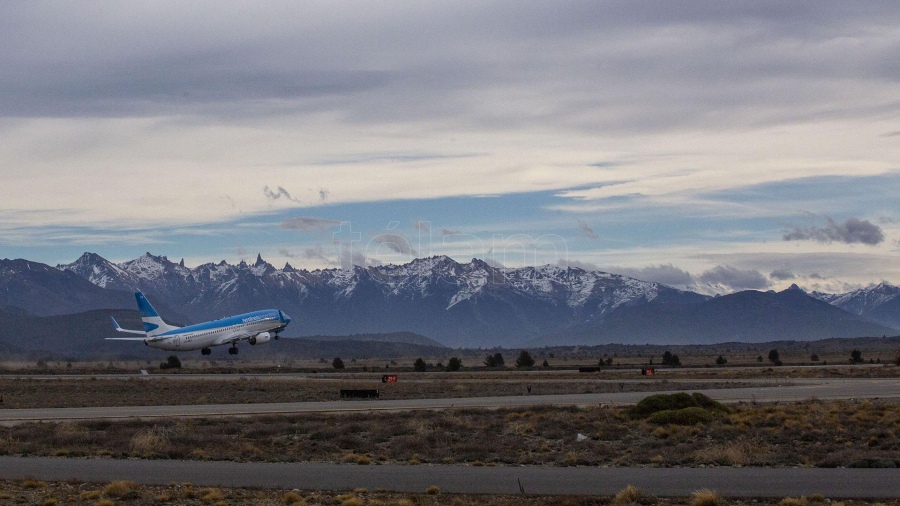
56, 252, 707, 346
811, 283, 900, 329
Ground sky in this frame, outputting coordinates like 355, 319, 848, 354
1, 1, 898, 295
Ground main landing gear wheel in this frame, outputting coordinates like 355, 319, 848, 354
200, 348, 211, 356
228, 346, 239, 355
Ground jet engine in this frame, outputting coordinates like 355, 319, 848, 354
248, 332, 271, 345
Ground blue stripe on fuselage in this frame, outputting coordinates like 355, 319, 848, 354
156, 310, 281, 336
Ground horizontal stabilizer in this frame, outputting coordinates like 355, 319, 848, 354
110, 316, 145, 335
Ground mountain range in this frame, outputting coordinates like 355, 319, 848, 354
0, 252, 897, 351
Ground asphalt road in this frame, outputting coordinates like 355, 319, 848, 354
0, 378, 898, 424
0, 457, 897, 497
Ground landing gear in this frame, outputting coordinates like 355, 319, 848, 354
228, 346, 239, 355
200, 348, 211, 356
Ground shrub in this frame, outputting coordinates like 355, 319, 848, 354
413, 358, 427, 372
850, 349, 864, 363
692, 489, 722, 506
200, 487, 225, 503
425, 485, 441, 495
690, 392, 730, 413
282, 491, 304, 504
332, 357, 345, 369
630, 392, 728, 421
130, 427, 170, 456
613, 484, 645, 505
103, 480, 139, 498
159, 355, 181, 370
628, 392, 698, 418
648, 407, 714, 425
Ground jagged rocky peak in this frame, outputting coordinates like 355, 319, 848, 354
283, 262, 295, 272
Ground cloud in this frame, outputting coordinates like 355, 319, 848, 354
413, 220, 430, 232
578, 220, 598, 239
698, 265, 771, 291
279, 216, 343, 231
441, 228, 461, 237
615, 264, 694, 287
263, 186, 301, 203
769, 268, 795, 280
318, 188, 331, 201
369, 233, 415, 255
783, 217, 884, 245
277, 247, 296, 258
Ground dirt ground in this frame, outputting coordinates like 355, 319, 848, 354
2, 479, 899, 506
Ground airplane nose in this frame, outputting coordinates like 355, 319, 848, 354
281, 311, 292, 324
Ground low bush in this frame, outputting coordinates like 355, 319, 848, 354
648, 407, 715, 425
629, 392, 727, 419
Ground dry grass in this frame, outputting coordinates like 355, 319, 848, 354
2, 478, 900, 506
692, 489, 722, 506
0, 399, 897, 468
614, 484, 649, 505
0, 375, 763, 409
103, 480, 140, 498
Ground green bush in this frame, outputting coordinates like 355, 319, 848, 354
648, 407, 714, 425
629, 392, 729, 419
690, 392, 731, 413
628, 392, 698, 418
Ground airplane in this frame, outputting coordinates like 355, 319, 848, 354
108, 291, 291, 355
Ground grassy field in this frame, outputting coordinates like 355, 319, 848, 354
0, 375, 768, 409
2, 479, 900, 506
2, 399, 897, 468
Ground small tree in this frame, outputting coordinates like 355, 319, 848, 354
515, 350, 535, 368
160, 355, 181, 370
446, 357, 462, 372
715, 355, 727, 365
661, 351, 681, 367
850, 349, 864, 363
413, 357, 427, 372
810, 353, 820, 362
767, 349, 781, 365
542, 359, 549, 367
332, 357, 345, 369
484, 352, 505, 368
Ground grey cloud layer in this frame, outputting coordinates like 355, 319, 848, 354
783, 217, 884, 245
3, 1, 898, 133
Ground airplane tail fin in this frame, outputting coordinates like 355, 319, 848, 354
135, 291, 179, 337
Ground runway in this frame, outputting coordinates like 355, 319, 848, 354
0, 378, 897, 424
0, 456, 897, 497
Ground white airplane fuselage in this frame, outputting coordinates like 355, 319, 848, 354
148, 310, 289, 351
109, 291, 292, 355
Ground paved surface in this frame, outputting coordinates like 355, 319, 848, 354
0, 457, 897, 497
0, 378, 898, 424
